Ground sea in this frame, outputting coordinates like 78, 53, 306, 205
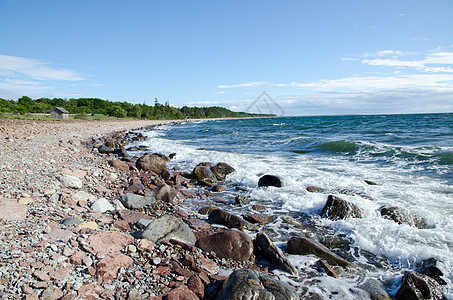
131, 113, 453, 299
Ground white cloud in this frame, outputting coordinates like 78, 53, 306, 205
0, 54, 84, 81
218, 81, 268, 89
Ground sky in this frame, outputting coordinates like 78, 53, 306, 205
1, 0, 453, 116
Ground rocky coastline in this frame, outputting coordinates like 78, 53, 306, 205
0, 119, 448, 299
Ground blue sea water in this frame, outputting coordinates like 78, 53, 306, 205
135, 113, 453, 298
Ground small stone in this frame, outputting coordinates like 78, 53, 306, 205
18, 197, 33, 205
0, 198, 28, 221
252, 204, 266, 211
82, 256, 93, 267
153, 257, 162, 265
58, 174, 83, 189
90, 198, 115, 212
126, 245, 137, 253
33, 270, 51, 281
78, 221, 98, 230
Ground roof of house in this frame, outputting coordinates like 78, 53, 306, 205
53, 107, 70, 114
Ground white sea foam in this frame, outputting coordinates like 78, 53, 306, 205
130, 124, 453, 299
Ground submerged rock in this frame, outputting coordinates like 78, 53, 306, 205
211, 162, 235, 181
286, 236, 351, 267
217, 269, 299, 300
320, 195, 362, 220
258, 175, 282, 187
379, 205, 431, 229
254, 232, 298, 275
135, 153, 168, 173
195, 230, 253, 261
306, 186, 324, 193
420, 258, 447, 285
396, 271, 446, 300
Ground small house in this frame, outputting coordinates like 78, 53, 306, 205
51, 107, 70, 119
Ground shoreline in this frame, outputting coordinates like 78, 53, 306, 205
0, 118, 447, 299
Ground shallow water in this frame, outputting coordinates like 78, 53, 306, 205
131, 113, 453, 298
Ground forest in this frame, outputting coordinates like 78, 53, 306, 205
0, 96, 274, 119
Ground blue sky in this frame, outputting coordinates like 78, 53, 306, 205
1, 0, 452, 116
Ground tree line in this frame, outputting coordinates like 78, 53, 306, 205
0, 96, 274, 119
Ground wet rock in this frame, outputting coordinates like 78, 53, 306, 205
84, 231, 134, 256
306, 186, 324, 193
358, 278, 392, 300
90, 198, 115, 212
252, 204, 266, 211
286, 237, 351, 267
188, 274, 205, 299
151, 184, 185, 205
208, 209, 244, 229
57, 174, 83, 189
135, 153, 168, 173
137, 214, 196, 245
152, 152, 170, 162
254, 232, 298, 275
96, 254, 134, 284
217, 269, 298, 300
198, 206, 218, 215
193, 165, 218, 183
315, 259, 338, 278
258, 175, 282, 187
212, 185, 227, 192
120, 193, 156, 209
420, 258, 447, 285
98, 145, 113, 154
235, 194, 250, 206
108, 159, 129, 171
320, 195, 362, 220
365, 180, 378, 185
195, 230, 254, 261
243, 213, 272, 224
211, 162, 235, 181
396, 271, 446, 300
379, 205, 430, 229
0, 198, 28, 221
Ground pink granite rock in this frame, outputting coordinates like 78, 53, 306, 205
0, 198, 28, 221
96, 254, 133, 284
84, 231, 134, 256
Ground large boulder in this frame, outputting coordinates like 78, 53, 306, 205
286, 237, 351, 267
137, 215, 196, 245
193, 164, 218, 183
195, 230, 253, 261
211, 162, 235, 181
420, 258, 447, 285
396, 271, 446, 300
320, 195, 362, 220
217, 269, 299, 300
258, 175, 282, 187
208, 209, 244, 229
151, 184, 185, 205
254, 232, 298, 275
135, 154, 168, 173
120, 193, 156, 209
